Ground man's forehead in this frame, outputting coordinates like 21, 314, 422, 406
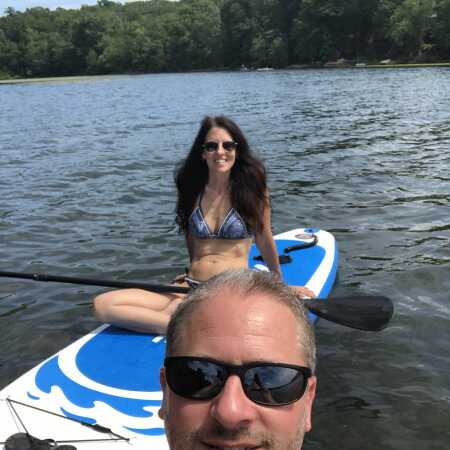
176, 289, 303, 363
194, 289, 290, 327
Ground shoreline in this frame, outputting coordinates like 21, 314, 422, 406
354, 62, 450, 69
1, 62, 450, 84
0, 74, 132, 85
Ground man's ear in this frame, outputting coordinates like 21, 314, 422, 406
159, 367, 167, 420
304, 375, 317, 432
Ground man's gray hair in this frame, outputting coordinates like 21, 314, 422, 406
165, 269, 317, 372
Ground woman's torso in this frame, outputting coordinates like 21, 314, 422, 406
188, 236, 252, 281
186, 190, 253, 281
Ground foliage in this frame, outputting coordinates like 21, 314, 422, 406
0, 0, 447, 78
388, 0, 434, 60
431, 0, 450, 55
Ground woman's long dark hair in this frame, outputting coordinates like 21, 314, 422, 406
175, 116, 268, 234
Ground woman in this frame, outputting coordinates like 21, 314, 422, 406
93, 116, 313, 333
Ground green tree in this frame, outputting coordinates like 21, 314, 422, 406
275, 0, 304, 64
115, 21, 166, 72
164, 0, 222, 71
250, 30, 288, 67
1, 0, 448, 79
22, 28, 49, 76
291, 0, 342, 63
71, 12, 108, 73
388, 0, 434, 60
367, 0, 398, 59
432, 0, 450, 55
0, 29, 13, 76
221, 0, 256, 67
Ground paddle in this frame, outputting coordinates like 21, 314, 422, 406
0, 270, 393, 331
303, 295, 393, 332
0, 270, 190, 294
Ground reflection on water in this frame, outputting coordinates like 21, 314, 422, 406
1, 68, 449, 450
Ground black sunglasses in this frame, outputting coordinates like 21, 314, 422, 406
203, 141, 238, 152
164, 356, 312, 406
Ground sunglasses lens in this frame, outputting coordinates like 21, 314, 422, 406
165, 358, 225, 400
223, 141, 237, 150
203, 142, 218, 152
243, 365, 308, 405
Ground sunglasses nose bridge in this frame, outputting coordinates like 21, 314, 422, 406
216, 142, 227, 152
223, 365, 248, 391
213, 366, 256, 407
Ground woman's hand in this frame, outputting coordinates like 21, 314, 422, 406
271, 268, 283, 281
172, 273, 187, 284
291, 285, 316, 299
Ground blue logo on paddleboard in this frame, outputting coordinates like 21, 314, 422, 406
32, 326, 166, 436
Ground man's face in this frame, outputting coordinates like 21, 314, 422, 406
159, 290, 317, 450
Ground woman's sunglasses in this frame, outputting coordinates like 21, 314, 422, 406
164, 356, 312, 406
203, 141, 238, 152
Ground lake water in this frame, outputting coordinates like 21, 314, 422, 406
1, 68, 449, 449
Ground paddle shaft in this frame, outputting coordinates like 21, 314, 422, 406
0, 270, 393, 331
0, 271, 189, 294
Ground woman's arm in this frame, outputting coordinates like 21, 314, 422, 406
254, 194, 282, 280
254, 193, 316, 298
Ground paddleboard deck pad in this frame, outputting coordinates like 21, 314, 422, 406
0, 228, 338, 449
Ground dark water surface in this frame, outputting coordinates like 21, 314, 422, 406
1, 69, 449, 449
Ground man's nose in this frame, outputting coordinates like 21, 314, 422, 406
209, 375, 258, 428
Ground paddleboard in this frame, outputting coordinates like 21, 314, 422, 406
0, 228, 338, 449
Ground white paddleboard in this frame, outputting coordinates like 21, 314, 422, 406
0, 228, 338, 449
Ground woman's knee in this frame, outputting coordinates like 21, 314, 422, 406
93, 291, 117, 322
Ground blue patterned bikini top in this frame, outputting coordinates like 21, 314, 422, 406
188, 194, 252, 240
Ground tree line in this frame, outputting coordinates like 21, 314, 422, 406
1, 0, 449, 78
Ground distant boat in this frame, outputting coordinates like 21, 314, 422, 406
256, 67, 274, 71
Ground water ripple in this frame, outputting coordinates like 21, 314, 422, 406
1, 68, 449, 450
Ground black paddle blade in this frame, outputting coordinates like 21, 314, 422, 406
304, 295, 394, 332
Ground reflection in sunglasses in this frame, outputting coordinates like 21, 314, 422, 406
250, 373, 276, 404
165, 357, 311, 406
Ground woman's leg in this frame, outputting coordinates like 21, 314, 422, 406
93, 289, 185, 334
